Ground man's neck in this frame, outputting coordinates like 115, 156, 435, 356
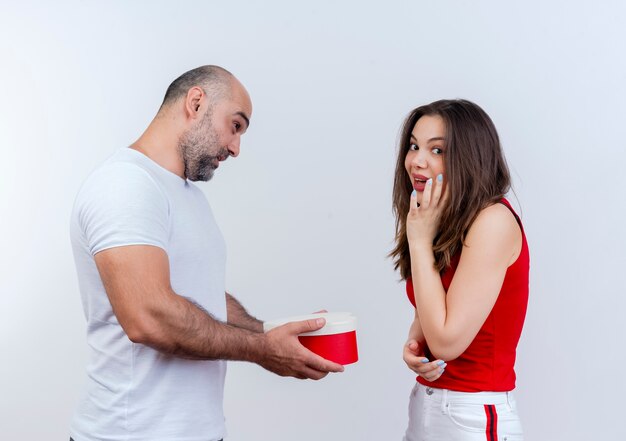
130, 119, 185, 179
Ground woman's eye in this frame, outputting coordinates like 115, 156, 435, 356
433, 147, 443, 155
234, 122, 241, 131
409, 143, 418, 151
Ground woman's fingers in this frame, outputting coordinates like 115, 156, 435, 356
421, 178, 433, 208
409, 189, 419, 212
406, 176, 445, 244
418, 359, 446, 381
403, 345, 447, 381
431, 174, 444, 207
440, 178, 450, 207
412, 174, 443, 213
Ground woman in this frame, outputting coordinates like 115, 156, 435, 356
390, 99, 528, 440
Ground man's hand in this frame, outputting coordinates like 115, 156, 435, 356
259, 318, 345, 380
403, 339, 446, 382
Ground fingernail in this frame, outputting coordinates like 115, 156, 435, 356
427, 178, 432, 185
411, 189, 416, 197
421, 358, 429, 363
440, 367, 445, 373
316, 318, 325, 327
437, 174, 443, 182
436, 360, 445, 366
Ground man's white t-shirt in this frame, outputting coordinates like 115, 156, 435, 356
70, 148, 227, 441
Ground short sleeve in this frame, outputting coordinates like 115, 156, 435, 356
74, 162, 170, 255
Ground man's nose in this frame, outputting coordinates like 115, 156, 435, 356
228, 137, 240, 158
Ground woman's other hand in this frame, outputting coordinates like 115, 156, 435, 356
403, 339, 446, 381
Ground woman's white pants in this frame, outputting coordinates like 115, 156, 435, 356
403, 382, 523, 441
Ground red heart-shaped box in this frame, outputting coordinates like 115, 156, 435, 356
263, 312, 358, 365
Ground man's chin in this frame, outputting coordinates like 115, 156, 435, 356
188, 168, 216, 182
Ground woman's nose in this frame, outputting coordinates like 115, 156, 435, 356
411, 150, 427, 168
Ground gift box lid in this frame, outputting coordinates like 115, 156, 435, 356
263, 312, 357, 336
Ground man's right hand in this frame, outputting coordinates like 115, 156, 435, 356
259, 318, 345, 380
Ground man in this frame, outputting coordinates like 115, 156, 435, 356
69, 65, 343, 441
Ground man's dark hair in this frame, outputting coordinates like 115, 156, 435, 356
161, 65, 233, 108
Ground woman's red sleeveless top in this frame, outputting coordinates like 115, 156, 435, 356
406, 199, 529, 392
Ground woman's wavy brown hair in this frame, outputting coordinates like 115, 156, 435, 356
390, 99, 511, 279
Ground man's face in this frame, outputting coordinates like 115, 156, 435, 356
178, 80, 252, 182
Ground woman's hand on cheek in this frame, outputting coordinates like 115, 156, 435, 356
406, 174, 447, 247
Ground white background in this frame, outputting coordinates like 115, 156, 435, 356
1, 1, 625, 439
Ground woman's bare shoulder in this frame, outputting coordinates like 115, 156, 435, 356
465, 202, 520, 249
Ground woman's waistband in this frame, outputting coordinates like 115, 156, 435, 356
415, 383, 515, 405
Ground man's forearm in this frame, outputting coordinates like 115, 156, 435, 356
136, 290, 265, 361
131, 289, 344, 380
225, 292, 264, 332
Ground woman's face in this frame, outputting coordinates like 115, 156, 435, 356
404, 115, 446, 205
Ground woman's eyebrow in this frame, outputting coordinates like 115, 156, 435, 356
410, 134, 445, 143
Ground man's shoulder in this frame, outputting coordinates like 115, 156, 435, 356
92, 149, 154, 181
73, 150, 168, 220
71, 150, 172, 254
79, 151, 159, 195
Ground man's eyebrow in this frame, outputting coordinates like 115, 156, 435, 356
235, 112, 250, 129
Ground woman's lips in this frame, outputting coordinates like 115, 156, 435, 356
412, 174, 428, 192
413, 180, 426, 192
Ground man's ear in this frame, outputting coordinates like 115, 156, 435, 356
185, 86, 204, 119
